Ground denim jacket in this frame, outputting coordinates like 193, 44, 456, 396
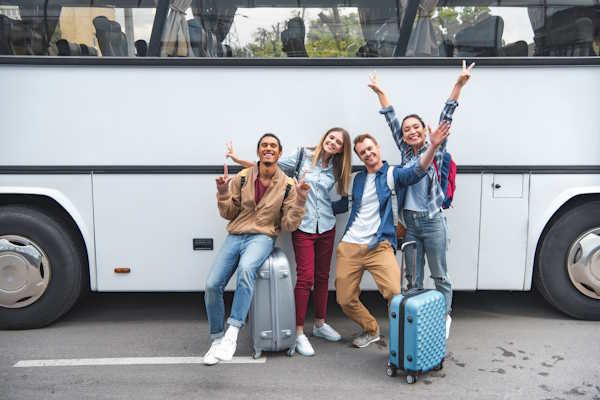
279, 147, 348, 234
343, 161, 426, 251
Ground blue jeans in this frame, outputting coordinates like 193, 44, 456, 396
402, 210, 452, 314
205, 233, 274, 340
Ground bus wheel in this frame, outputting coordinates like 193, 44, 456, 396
535, 200, 600, 320
0, 205, 84, 329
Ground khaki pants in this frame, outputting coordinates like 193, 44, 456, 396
335, 240, 401, 335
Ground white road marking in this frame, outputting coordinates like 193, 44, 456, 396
13, 356, 266, 367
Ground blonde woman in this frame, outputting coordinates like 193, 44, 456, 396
227, 127, 352, 356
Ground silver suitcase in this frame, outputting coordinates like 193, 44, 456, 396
248, 247, 296, 359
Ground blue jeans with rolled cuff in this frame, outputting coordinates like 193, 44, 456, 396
402, 209, 452, 314
204, 233, 274, 340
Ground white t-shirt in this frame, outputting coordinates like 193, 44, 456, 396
342, 173, 381, 245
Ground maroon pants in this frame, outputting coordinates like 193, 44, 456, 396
292, 227, 336, 327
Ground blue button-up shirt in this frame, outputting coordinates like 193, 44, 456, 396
379, 99, 458, 218
343, 161, 426, 251
279, 147, 348, 234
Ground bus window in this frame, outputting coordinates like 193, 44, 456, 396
0, 0, 156, 56
0, 0, 597, 58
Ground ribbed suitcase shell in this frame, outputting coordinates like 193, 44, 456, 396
389, 289, 446, 374
248, 247, 296, 358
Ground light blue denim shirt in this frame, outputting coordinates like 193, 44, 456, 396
403, 157, 430, 212
278, 147, 347, 234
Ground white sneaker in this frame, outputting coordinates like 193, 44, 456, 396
203, 338, 222, 366
312, 323, 342, 342
446, 314, 452, 340
295, 334, 315, 356
214, 337, 237, 361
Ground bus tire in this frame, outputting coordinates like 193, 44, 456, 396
535, 200, 600, 320
0, 205, 84, 329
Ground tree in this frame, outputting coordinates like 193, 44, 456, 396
235, 8, 363, 58
433, 6, 491, 39
305, 9, 362, 57
246, 23, 283, 57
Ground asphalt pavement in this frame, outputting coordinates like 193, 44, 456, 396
1, 290, 599, 400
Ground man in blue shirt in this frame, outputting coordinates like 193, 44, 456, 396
335, 126, 449, 348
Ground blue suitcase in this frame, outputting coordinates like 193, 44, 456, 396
387, 241, 446, 384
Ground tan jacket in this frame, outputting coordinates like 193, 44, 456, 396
217, 165, 306, 237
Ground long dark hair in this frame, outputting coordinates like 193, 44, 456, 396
401, 114, 426, 130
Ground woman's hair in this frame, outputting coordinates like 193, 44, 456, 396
401, 114, 426, 130
311, 127, 352, 196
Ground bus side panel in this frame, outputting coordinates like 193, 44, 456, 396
444, 174, 481, 291
477, 174, 530, 290
525, 175, 600, 290
0, 175, 96, 289
1, 65, 599, 168
93, 174, 229, 291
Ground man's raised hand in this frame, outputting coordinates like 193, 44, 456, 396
457, 59, 475, 87
367, 71, 384, 95
225, 140, 238, 160
216, 163, 231, 195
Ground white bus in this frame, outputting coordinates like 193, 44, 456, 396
1, 0, 599, 329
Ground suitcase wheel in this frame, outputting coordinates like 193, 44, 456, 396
434, 361, 444, 371
253, 350, 262, 360
286, 347, 295, 357
386, 363, 397, 378
406, 375, 416, 384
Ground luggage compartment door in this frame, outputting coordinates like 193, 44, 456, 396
478, 174, 530, 289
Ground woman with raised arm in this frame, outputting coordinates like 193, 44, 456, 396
367, 60, 475, 339
226, 128, 352, 356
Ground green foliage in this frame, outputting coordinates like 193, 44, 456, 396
305, 10, 362, 58
434, 6, 491, 38
238, 8, 363, 58
246, 24, 283, 57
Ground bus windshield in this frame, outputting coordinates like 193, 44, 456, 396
0, 0, 598, 58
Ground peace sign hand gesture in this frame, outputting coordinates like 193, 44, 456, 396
367, 71, 384, 95
225, 140, 238, 161
294, 171, 311, 205
216, 164, 231, 195
457, 60, 475, 87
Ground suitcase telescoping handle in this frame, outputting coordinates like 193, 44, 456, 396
399, 241, 417, 294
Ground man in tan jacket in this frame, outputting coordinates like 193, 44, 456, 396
203, 133, 309, 365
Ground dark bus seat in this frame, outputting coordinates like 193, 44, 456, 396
79, 44, 98, 56
454, 15, 504, 57
9, 19, 34, 55
135, 39, 147, 57
56, 39, 82, 56
357, 41, 378, 57
535, 16, 596, 56
0, 16, 16, 55
501, 40, 528, 57
281, 17, 308, 57
93, 16, 116, 56
94, 16, 128, 56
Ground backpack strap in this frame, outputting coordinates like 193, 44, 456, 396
239, 168, 250, 188
432, 159, 440, 182
294, 147, 305, 178
284, 177, 294, 201
386, 165, 399, 226
281, 177, 294, 213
